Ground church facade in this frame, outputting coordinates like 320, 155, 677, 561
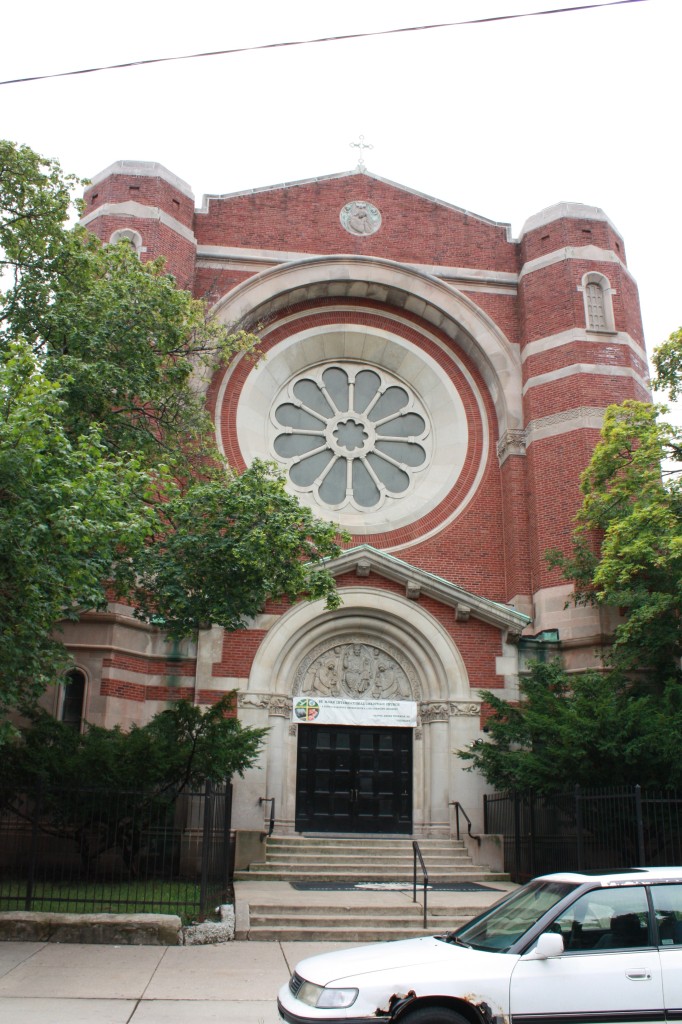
56, 161, 649, 837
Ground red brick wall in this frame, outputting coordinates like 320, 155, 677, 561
78, 168, 650, 707
194, 175, 519, 272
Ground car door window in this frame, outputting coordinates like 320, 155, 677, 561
550, 885, 651, 952
651, 884, 682, 945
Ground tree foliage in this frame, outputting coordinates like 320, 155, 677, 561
1, 696, 267, 871
460, 661, 682, 793
0, 140, 344, 729
546, 324, 682, 691
465, 327, 682, 792
0, 341, 154, 731
2, 695, 266, 795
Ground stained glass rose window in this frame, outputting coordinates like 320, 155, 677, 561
271, 363, 431, 512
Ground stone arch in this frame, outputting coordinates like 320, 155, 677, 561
246, 587, 470, 702
109, 228, 143, 255
209, 255, 522, 436
245, 588, 472, 836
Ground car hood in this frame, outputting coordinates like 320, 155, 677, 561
294, 935, 471, 986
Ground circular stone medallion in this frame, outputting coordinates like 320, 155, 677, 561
340, 201, 382, 236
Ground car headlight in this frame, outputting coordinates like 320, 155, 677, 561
297, 980, 359, 1009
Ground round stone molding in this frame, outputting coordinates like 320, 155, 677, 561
340, 201, 381, 236
232, 323, 476, 535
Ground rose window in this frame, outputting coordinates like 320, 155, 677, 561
271, 364, 431, 512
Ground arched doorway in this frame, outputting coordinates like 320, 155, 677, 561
293, 638, 417, 834
244, 585, 474, 837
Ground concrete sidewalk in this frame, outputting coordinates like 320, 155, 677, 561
0, 881, 513, 1023
0, 938, 313, 1023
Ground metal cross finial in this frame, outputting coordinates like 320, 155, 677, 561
350, 134, 373, 172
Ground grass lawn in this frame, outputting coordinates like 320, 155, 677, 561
0, 879, 204, 922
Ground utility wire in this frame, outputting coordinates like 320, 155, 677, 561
0, 0, 651, 87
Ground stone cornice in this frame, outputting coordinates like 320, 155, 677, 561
325, 544, 531, 639
89, 160, 195, 198
196, 244, 518, 293
519, 244, 634, 284
80, 202, 197, 245
522, 363, 650, 397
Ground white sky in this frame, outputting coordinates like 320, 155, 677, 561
2, 0, 680, 375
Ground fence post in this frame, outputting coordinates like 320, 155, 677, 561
199, 781, 214, 919
223, 782, 233, 884
635, 785, 646, 864
25, 779, 43, 911
483, 794, 488, 834
513, 792, 521, 884
528, 793, 536, 879
575, 785, 583, 871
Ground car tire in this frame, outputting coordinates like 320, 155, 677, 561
401, 1007, 470, 1024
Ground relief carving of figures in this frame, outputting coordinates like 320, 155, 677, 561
299, 640, 415, 701
342, 643, 373, 695
308, 653, 342, 696
373, 657, 411, 699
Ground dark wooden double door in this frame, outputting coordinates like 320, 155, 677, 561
295, 726, 412, 833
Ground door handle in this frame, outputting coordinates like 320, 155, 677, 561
626, 970, 652, 981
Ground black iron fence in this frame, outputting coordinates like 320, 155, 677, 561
0, 780, 233, 921
484, 786, 682, 883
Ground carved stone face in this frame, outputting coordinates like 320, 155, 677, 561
339, 200, 382, 236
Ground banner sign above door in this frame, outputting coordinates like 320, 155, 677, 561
293, 696, 418, 727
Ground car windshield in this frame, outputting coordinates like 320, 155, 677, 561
447, 880, 577, 953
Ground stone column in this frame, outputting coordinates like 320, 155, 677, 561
421, 702, 451, 836
266, 696, 294, 834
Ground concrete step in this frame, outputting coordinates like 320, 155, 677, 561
236, 833, 505, 940
246, 901, 474, 942
247, 903, 478, 920
234, 868, 507, 882
262, 839, 464, 856
246, 924, 454, 941
263, 852, 472, 864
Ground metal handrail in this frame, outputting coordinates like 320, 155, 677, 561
412, 840, 428, 929
258, 796, 276, 838
450, 801, 481, 846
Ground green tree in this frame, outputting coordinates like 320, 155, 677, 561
0, 140, 344, 731
1, 696, 267, 869
548, 325, 682, 690
0, 341, 154, 736
549, 400, 682, 690
459, 661, 666, 793
2, 695, 266, 794
464, 329, 682, 792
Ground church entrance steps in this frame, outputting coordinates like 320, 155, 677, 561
244, 903, 479, 942
233, 836, 507, 884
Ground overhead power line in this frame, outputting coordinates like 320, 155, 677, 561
0, 0, 651, 88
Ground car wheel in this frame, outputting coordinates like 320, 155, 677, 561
401, 1007, 470, 1024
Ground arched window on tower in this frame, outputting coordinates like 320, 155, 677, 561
580, 272, 616, 332
109, 228, 144, 256
61, 669, 86, 730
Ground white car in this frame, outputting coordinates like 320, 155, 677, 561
278, 866, 682, 1024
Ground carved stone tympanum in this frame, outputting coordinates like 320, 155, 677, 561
296, 639, 418, 701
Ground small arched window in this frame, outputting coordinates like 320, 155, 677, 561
579, 272, 616, 332
109, 228, 144, 256
61, 669, 86, 729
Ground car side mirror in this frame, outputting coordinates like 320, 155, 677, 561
522, 932, 565, 960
